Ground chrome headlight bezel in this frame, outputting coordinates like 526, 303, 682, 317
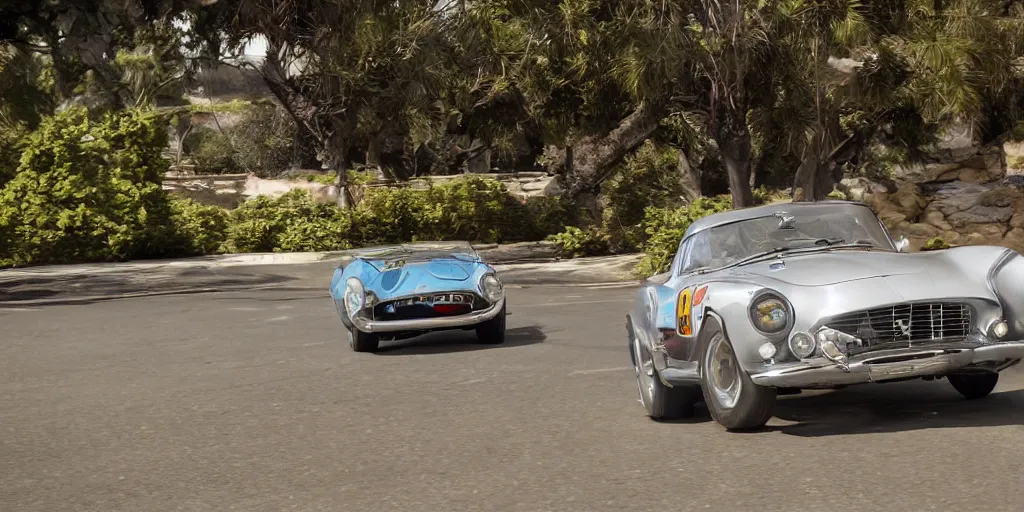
480, 273, 504, 303
344, 277, 365, 314
748, 290, 793, 336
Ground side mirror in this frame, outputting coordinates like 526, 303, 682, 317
895, 237, 910, 253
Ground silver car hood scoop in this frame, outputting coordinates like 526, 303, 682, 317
739, 251, 924, 287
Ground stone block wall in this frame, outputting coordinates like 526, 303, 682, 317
163, 171, 561, 207
839, 138, 1024, 253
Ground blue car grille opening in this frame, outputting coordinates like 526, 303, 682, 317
826, 301, 973, 350
372, 292, 488, 321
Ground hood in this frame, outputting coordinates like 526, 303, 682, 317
362, 258, 479, 299
732, 250, 926, 287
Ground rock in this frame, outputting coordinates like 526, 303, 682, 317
905, 223, 940, 238
923, 210, 952, 231
978, 186, 1020, 207
1004, 140, 1024, 176
965, 223, 1009, 240
890, 183, 926, 219
946, 206, 1014, 227
927, 182, 1013, 226
521, 180, 551, 192
877, 208, 907, 229
940, 231, 964, 244
1011, 213, 1024, 229
839, 177, 891, 202
1004, 228, 1024, 252
891, 162, 961, 184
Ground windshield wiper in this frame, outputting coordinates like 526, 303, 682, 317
731, 246, 791, 267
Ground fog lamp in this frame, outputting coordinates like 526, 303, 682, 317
758, 342, 777, 361
993, 321, 1009, 339
789, 332, 816, 359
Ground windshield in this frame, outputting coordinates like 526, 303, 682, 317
678, 205, 893, 274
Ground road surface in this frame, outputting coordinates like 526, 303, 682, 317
2, 264, 1023, 511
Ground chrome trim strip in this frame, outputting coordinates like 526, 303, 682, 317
748, 341, 1024, 388
352, 297, 505, 333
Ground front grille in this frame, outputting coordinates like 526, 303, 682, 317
825, 301, 973, 348
372, 292, 487, 321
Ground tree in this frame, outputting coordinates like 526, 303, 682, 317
192, 0, 459, 207
1, 1, 197, 111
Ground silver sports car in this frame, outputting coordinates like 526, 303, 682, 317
627, 200, 1024, 431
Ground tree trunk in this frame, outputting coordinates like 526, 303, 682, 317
714, 117, 755, 208
792, 128, 824, 202
677, 148, 702, 202
548, 103, 663, 200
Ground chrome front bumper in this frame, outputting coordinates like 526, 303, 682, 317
749, 341, 1024, 389
350, 297, 505, 334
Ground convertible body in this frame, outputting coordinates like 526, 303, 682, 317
627, 200, 1024, 430
330, 241, 507, 352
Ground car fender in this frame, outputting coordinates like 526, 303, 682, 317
988, 248, 1024, 339
688, 280, 779, 373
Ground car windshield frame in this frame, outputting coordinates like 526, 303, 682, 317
675, 204, 895, 277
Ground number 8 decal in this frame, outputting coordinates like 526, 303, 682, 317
677, 288, 693, 336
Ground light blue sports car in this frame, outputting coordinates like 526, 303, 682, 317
329, 241, 507, 352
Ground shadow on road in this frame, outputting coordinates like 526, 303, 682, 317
655, 379, 1024, 435
767, 380, 1024, 437
375, 325, 547, 355
0, 268, 301, 306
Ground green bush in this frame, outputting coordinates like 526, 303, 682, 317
633, 195, 733, 277
0, 108, 172, 267
547, 226, 611, 258
352, 176, 570, 245
922, 237, 950, 251
0, 126, 26, 188
225, 189, 353, 253
163, 197, 230, 256
186, 126, 239, 174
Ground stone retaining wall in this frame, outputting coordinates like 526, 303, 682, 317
163, 171, 561, 207
839, 138, 1024, 253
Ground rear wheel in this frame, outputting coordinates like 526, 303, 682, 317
476, 304, 506, 344
699, 328, 776, 431
948, 372, 999, 400
348, 326, 379, 353
631, 335, 698, 420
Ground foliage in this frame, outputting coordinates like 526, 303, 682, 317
922, 237, 952, 251
352, 176, 568, 245
0, 108, 170, 267
633, 195, 734, 277
0, 125, 26, 188
601, 140, 686, 253
225, 189, 353, 253
162, 197, 230, 256
186, 126, 240, 174
547, 227, 611, 259
230, 104, 314, 176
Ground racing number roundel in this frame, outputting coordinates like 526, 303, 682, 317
677, 288, 694, 336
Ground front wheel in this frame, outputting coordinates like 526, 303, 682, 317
475, 304, 506, 344
948, 372, 999, 400
632, 336, 699, 420
348, 326, 380, 353
699, 329, 776, 431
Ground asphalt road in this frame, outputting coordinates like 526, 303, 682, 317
2, 266, 1024, 511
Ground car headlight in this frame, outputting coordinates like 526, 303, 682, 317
749, 293, 789, 334
480, 274, 504, 303
344, 277, 365, 314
